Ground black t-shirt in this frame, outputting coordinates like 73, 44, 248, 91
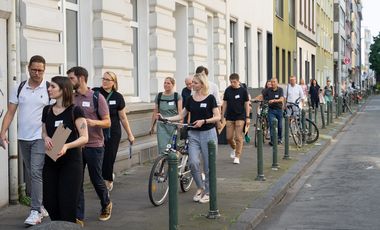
42, 105, 85, 161
262, 87, 284, 109
185, 95, 217, 131
223, 86, 249, 120
93, 87, 125, 135
181, 87, 192, 108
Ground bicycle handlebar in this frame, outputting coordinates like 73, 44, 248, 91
158, 116, 195, 128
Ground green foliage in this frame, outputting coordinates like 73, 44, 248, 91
19, 195, 31, 207
369, 32, 380, 76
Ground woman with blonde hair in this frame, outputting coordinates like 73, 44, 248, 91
93, 71, 135, 191
150, 76, 182, 154
164, 73, 220, 204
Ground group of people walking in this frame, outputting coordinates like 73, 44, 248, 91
0, 55, 135, 227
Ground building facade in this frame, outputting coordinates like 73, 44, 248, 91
316, 0, 334, 85
0, 0, 274, 207
274, 0, 297, 84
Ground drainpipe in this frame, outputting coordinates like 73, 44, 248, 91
7, 0, 19, 204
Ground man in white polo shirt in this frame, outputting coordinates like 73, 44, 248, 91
284, 75, 305, 113
0, 55, 50, 226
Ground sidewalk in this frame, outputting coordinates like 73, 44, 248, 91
0, 101, 365, 230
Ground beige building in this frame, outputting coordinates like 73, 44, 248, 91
0, 0, 273, 207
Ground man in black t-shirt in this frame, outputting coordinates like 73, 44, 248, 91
221, 73, 250, 164
181, 75, 193, 123
262, 78, 284, 145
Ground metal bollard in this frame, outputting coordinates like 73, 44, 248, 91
207, 140, 220, 219
320, 104, 325, 128
326, 102, 330, 126
283, 115, 290, 160
330, 101, 334, 123
308, 107, 313, 133
301, 109, 306, 142
335, 98, 339, 118
255, 128, 266, 181
314, 107, 318, 130
272, 119, 279, 169
168, 151, 178, 230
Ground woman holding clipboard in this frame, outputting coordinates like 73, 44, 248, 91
41, 76, 88, 223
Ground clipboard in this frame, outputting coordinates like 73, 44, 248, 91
46, 123, 72, 161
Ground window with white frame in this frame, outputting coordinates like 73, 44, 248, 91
289, 0, 295, 26
131, 0, 139, 97
244, 26, 250, 85
276, 0, 284, 18
229, 20, 237, 74
64, 0, 79, 70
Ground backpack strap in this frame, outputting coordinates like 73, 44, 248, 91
17, 80, 51, 102
157, 92, 178, 111
17, 80, 27, 98
93, 90, 101, 119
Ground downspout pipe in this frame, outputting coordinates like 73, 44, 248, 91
7, 0, 19, 204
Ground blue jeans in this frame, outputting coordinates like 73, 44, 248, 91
268, 108, 283, 143
77, 147, 110, 220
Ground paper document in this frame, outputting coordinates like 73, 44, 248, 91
46, 123, 72, 161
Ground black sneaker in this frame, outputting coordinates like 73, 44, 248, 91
269, 142, 273, 146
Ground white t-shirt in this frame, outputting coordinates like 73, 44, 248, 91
285, 84, 304, 107
9, 80, 50, 141
208, 81, 221, 106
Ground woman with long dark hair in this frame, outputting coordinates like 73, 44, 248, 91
41, 76, 88, 222
309, 79, 320, 109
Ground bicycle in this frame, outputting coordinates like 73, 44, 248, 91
342, 92, 353, 114
252, 100, 269, 147
286, 98, 319, 147
148, 119, 194, 206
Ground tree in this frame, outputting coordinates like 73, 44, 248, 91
369, 32, 380, 82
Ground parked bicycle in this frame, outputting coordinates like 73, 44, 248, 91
252, 100, 269, 147
148, 119, 194, 206
342, 92, 353, 114
286, 98, 319, 147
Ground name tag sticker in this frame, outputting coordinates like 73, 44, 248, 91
54, 120, 63, 127
168, 101, 175, 106
200, 103, 207, 108
109, 100, 116, 105
82, 101, 90, 107
275, 95, 279, 99
235, 94, 240, 99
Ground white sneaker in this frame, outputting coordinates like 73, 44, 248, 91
233, 157, 240, 164
40, 206, 49, 218
201, 173, 206, 182
199, 194, 210, 204
230, 149, 236, 159
24, 210, 42, 226
193, 191, 203, 202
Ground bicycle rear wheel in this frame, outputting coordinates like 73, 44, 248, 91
179, 155, 193, 192
304, 118, 319, 144
289, 118, 302, 147
148, 154, 169, 206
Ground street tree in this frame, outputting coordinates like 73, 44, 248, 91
369, 32, 380, 82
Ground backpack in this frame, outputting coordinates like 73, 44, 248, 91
93, 90, 112, 141
17, 80, 51, 101
157, 92, 178, 111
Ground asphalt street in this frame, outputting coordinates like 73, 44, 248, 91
256, 96, 380, 230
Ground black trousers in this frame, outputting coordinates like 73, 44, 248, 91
43, 149, 83, 223
102, 132, 121, 181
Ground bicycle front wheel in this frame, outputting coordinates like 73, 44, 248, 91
148, 154, 169, 206
289, 118, 302, 147
180, 159, 193, 192
304, 118, 319, 144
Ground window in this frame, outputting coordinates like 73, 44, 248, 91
304, 0, 307, 28
244, 26, 250, 85
276, 47, 280, 79
289, 0, 295, 26
230, 20, 237, 74
257, 31, 263, 87
282, 49, 286, 83
299, 0, 303, 24
288, 51, 291, 80
64, 1, 79, 70
131, 0, 139, 96
311, 54, 315, 80
276, 0, 284, 18
308, 0, 311, 30
299, 47, 303, 79
312, 0, 315, 32
339, 7, 344, 27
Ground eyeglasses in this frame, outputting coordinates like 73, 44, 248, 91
102, 78, 114, 82
30, 69, 45, 74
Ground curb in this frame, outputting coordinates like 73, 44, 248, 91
231, 99, 368, 230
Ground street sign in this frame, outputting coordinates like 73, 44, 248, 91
343, 57, 350, 65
